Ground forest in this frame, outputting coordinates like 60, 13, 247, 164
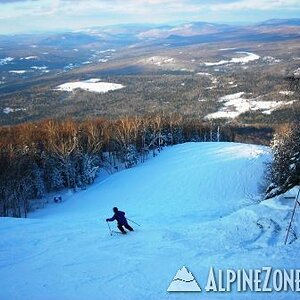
0, 113, 298, 218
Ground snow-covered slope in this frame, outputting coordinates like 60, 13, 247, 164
0, 143, 299, 300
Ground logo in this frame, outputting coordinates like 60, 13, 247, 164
167, 266, 201, 292
167, 266, 300, 293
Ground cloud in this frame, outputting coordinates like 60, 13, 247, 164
210, 0, 300, 11
40, 0, 300, 16
0, 0, 299, 33
1, 0, 299, 14
0, 0, 32, 3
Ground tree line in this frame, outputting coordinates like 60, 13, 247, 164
0, 113, 237, 218
1, 112, 293, 218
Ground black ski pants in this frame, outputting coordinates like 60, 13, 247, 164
118, 222, 133, 233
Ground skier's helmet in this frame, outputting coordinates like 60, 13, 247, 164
113, 207, 118, 213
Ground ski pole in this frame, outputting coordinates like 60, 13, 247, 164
106, 221, 112, 236
126, 218, 141, 227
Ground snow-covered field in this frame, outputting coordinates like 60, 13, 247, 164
142, 56, 175, 66
98, 49, 116, 54
205, 92, 295, 119
31, 66, 49, 73
0, 143, 299, 300
56, 79, 125, 93
262, 56, 281, 64
279, 90, 294, 96
204, 52, 260, 66
22, 56, 38, 60
3, 107, 26, 114
0, 57, 14, 65
219, 47, 237, 51
9, 70, 27, 74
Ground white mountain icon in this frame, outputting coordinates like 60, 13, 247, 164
167, 266, 201, 292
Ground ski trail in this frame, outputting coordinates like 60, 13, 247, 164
1, 142, 299, 300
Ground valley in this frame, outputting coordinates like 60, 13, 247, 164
0, 20, 299, 126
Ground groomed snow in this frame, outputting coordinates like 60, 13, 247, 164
205, 92, 295, 119
204, 52, 260, 66
0, 143, 299, 299
56, 79, 125, 94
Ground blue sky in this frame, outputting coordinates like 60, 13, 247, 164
0, 0, 299, 34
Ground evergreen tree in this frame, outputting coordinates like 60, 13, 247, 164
266, 123, 300, 199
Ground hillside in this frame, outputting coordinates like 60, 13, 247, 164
0, 142, 299, 299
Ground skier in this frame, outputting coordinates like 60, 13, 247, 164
106, 207, 134, 234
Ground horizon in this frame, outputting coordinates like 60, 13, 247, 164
0, 0, 300, 35
1, 17, 300, 36
0, 18, 292, 36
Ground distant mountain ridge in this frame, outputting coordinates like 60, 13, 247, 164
0, 18, 299, 51
258, 18, 300, 26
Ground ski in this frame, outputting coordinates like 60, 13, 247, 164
111, 230, 135, 235
111, 230, 125, 235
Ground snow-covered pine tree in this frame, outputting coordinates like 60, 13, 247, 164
124, 145, 139, 168
44, 155, 65, 191
266, 123, 300, 199
76, 153, 100, 187
30, 162, 46, 199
